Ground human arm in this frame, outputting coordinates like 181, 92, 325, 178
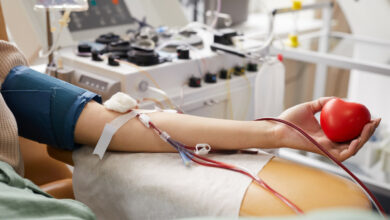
0, 40, 377, 160
74, 101, 278, 152
74, 97, 379, 161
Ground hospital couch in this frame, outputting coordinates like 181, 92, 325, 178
47, 146, 371, 217
19, 137, 75, 199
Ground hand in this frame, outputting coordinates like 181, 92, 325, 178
275, 97, 381, 161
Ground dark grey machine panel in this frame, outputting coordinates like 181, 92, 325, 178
68, 1, 134, 32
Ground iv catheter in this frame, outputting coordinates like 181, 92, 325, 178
136, 111, 386, 216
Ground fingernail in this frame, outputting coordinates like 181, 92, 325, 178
376, 118, 381, 127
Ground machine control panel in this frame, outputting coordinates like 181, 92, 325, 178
79, 75, 109, 92
72, 70, 121, 100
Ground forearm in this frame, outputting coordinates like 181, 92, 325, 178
74, 101, 279, 152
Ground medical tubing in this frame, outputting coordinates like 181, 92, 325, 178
145, 117, 303, 214
255, 118, 386, 216
134, 110, 382, 214
210, 0, 222, 28
187, 151, 303, 214
148, 119, 192, 164
114, 59, 177, 110
40, 10, 71, 58
147, 86, 184, 113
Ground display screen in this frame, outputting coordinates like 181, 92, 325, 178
35, 0, 88, 11
68, 0, 134, 32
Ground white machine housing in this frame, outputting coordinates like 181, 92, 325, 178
1, 0, 188, 62
60, 42, 259, 120
2, 0, 285, 120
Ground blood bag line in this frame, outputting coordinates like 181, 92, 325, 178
138, 112, 303, 214
134, 111, 386, 216
255, 118, 386, 216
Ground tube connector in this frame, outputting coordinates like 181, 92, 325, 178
160, 131, 170, 142
292, 0, 302, 10
287, 34, 300, 48
138, 114, 151, 128
195, 143, 211, 155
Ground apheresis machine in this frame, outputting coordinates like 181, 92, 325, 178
3, 0, 390, 219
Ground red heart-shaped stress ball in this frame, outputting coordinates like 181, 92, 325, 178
320, 98, 371, 142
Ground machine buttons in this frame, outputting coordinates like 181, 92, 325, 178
78, 44, 91, 53
79, 75, 109, 92
107, 40, 132, 53
189, 76, 201, 87
246, 62, 258, 72
127, 49, 160, 66
77, 43, 92, 56
177, 45, 190, 59
214, 29, 238, 45
234, 66, 245, 76
219, 69, 231, 79
108, 54, 120, 66
96, 32, 121, 44
204, 72, 217, 83
92, 50, 103, 61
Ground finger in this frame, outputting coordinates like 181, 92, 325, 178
309, 97, 335, 114
354, 121, 376, 153
349, 139, 360, 156
339, 140, 359, 161
373, 118, 381, 128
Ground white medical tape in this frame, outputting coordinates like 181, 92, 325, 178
135, 109, 158, 114
93, 111, 138, 159
138, 113, 151, 128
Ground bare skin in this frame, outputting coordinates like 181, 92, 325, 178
74, 97, 380, 161
276, 97, 380, 161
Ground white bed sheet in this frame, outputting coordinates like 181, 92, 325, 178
72, 147, 273, 220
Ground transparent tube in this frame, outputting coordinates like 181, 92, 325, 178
39, 10, 72, 58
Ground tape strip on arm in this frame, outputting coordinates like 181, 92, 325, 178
0, 66, 102, 150
93, 111, 137, 159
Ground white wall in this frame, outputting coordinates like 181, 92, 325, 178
338, 0, 390, 126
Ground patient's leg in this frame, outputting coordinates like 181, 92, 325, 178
240, 157, 370, 216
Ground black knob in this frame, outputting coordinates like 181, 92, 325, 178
214, 29, 238, 45
177, 45, 190, 59
234, 66, 245, 76
107, 40, 131, 53
246, 62, 258, 72
96, 32, 121, 44
219, 69, 231, 79
77, 44, 91, 55
204, 73, 217, 83
91, 50, 103, 62
189, 76, 201, 87
108, 55, 120, 66
127, 50, 160, 66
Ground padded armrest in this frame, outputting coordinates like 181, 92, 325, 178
47, 145, 74, 166
240, 158, 371, 216
39, 178, 75, 199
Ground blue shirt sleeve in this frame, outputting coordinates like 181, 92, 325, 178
1, 66, 102, 151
